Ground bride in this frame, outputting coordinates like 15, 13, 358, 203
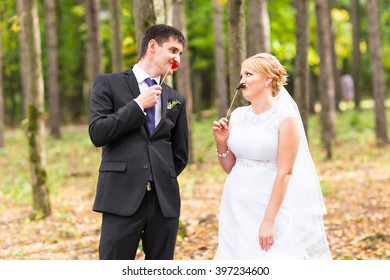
212, 53, 331, 259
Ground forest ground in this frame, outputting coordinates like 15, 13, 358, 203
0, 106, 389, 260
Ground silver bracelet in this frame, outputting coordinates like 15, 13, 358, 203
216, 148, 229, 158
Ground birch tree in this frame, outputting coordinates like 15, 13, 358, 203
24, 0, 51, 219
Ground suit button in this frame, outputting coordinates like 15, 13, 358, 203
143, 164, 149, 170
148, 141, 151, 145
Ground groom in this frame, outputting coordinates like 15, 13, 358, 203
89, 24, 189, 260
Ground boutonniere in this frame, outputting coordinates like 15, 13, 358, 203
167, 100, 181, 109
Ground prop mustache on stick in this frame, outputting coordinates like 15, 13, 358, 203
225, 83, 246, 119
160, 60, 179, 85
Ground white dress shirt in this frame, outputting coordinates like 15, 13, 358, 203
132, 64, 162, 127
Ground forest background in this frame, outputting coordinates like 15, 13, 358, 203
0, 0, 389, 260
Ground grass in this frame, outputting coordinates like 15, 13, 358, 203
0, 125, 100, 207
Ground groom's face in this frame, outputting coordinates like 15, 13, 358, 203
151, 37, 183, 76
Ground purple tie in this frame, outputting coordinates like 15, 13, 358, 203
144, 78, 157, 134
144, 78, 157, 182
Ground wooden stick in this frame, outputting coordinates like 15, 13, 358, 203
225, 84, 245, 119
160, 63, 173, 85
225, 89, 239, 119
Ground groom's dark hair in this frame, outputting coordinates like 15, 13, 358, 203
138, 24, 186, 61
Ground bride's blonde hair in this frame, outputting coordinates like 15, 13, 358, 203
242, 53, 287, 97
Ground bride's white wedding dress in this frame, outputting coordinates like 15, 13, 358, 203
214, 89, 331, 260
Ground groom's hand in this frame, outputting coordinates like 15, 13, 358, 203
135, 85, 162, 109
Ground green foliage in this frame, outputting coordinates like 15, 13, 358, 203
269, 0, 296, 70
320, 180, 336, 196
185, 0, 216, 109
335, 100, 380, 142
120, 1, 137, 67
186, 0, 215, 71
332, 8, 353, 67
0, 128, 31, 205
0, 0, 389, 124
1, 0, 23, 123
55, 2, 87, 121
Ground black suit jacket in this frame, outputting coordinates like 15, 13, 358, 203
89, 68, 188, 218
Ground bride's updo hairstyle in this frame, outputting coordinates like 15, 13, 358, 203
242, 53, 287, 97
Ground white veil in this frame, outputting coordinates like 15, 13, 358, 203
279, 86, 332, 259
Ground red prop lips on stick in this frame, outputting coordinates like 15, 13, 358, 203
171, 61, 179, 71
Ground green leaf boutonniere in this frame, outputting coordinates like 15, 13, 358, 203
167, 100, 181, 109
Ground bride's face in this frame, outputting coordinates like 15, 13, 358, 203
239, 67, 270, 102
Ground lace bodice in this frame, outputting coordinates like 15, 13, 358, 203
227, 102, 295, 165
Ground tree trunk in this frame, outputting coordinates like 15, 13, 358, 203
17, 0, 31, 119
109, 0, 123, 72
134, 0, 156, 52
351, 0, 362, 110
44, 0, 61, 139
172, 0, 194, 163
331, 41, 342, 113
85, 0, 103, 108
153, 0, 166, 24
329, 1, 341, 113
24, 0, 51, 219
366, 0, 389, 145
247, 0, 270, 55
165, 0, 173, 25
0, 12, 4, 148
228, 0, 246, 110
309, 69, 318, 114
192, 72, 202, 118
315, 0, 336, 159
293, 0, 310, 136
155, 0, 173, 86
213, 0, 229, 118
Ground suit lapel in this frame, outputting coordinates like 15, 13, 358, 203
123, 68, 151, 137
123, 68, 170, 137
154, 84, 169, 133
123, 68, 140, 99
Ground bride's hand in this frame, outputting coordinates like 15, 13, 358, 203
258, 220, 275, 251
212, 117, 229, 144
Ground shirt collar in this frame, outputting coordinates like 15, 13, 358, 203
133, 64, 161, 85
